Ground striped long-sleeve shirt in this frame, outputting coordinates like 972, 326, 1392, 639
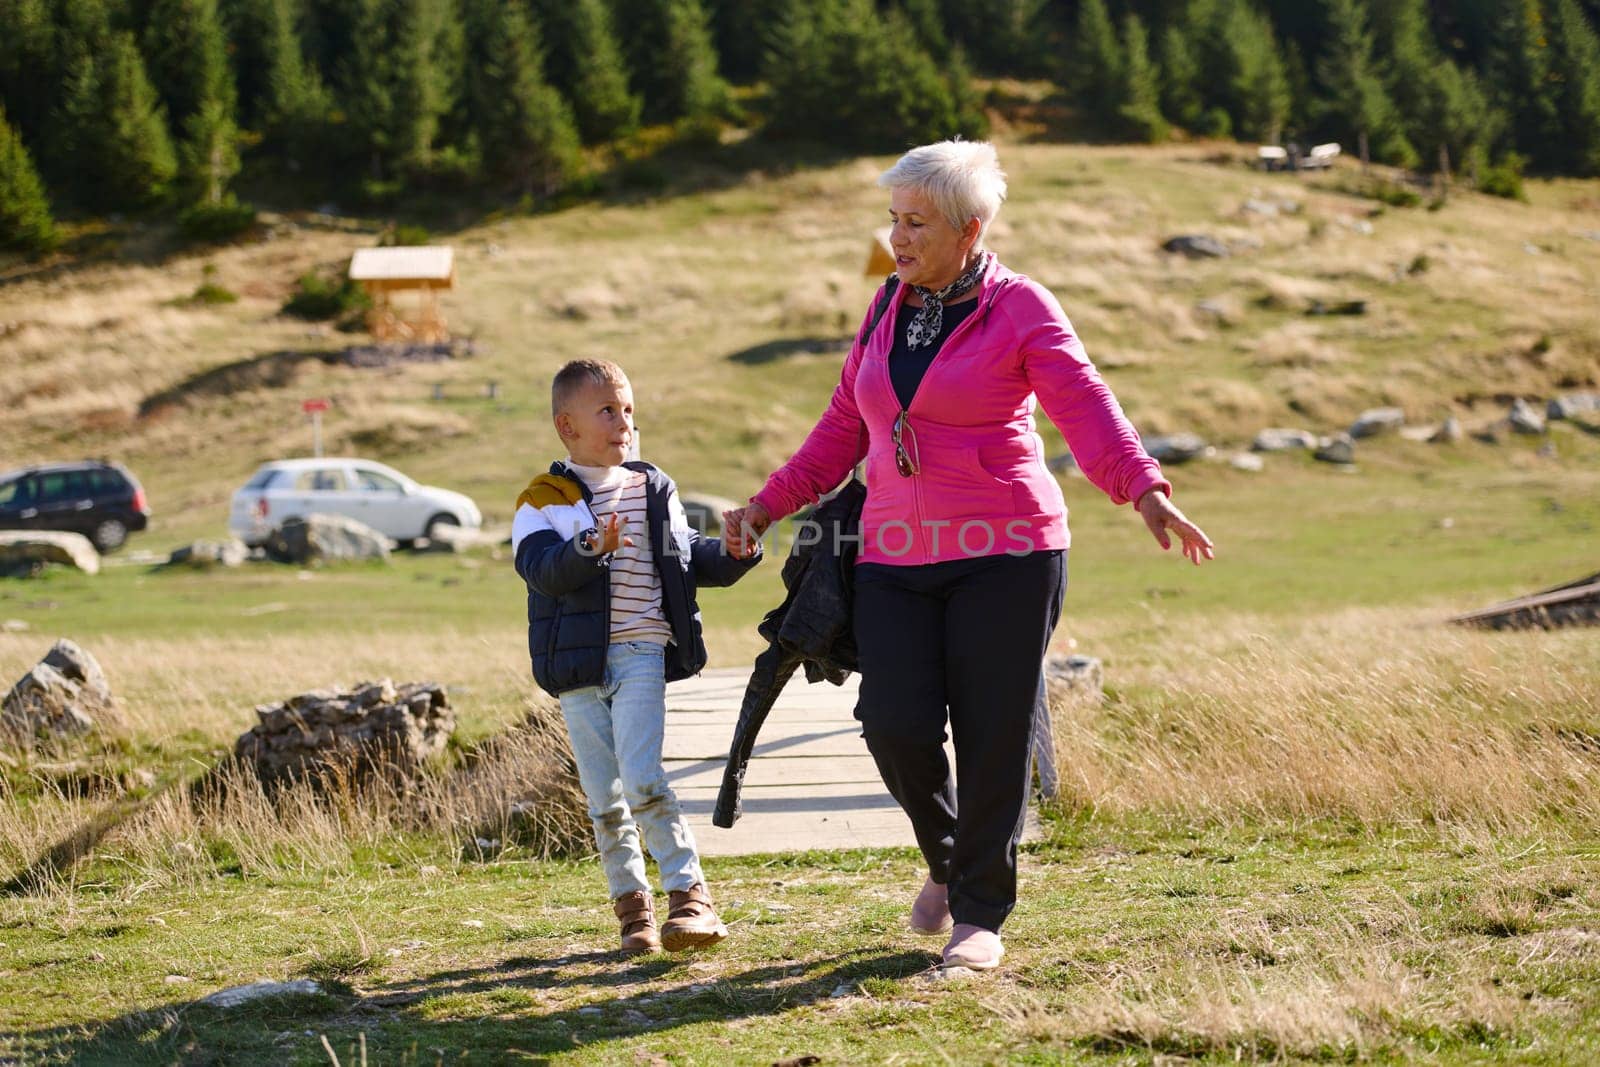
566, 461, 673, 645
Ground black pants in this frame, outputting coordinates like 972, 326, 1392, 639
854, 549, 1066, 933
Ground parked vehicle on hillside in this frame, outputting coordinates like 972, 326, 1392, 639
229, 458, 482, 547
0, 460, 150, 552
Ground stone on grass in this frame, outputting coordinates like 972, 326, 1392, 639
1548, 393, 1600, 420
1314, 433, 1357, 464
1252, 428, 1317, 452
1429, 417, 1464, 444
1044, 655, 1103, 703
0, 531, 100, 577
265, 514, 391, 565
1509, 398, 1546, 435
1348, 407, 1405, 439
1, 639, 114, 746
201, 980, 322, 1008
167, 539, 248, 568
1230, 452, 1265, 472
1142, 433, 1209, 464
235, 679, 454, 789
678, 492, 740, 536
1046, 452, 1081, 476
1161, 235, 1229, 259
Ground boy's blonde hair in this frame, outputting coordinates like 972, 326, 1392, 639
551, 359, 629, 417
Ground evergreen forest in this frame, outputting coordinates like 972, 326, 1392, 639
4, 0, 1600, 256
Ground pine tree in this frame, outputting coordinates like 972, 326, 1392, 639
461, 0, 580, 196
940, 0, 1052, 77
1316, 0, 1416, 166
222, 0, 329, 137
1545, 0, 1600, 174
141, 0, 235, 130
612, 0, 729, 125
182, 93, 241, 204
1486, 0, 1557, 164
765, 0, 982, 150
902, 0, 951, 60
1157, 24, 1203, 130
343, 0, 451, 177
0, 105, 59, 255
705, 0, 787, 83
61, 32, 179, 209
1232, 8, 1291, 144
1068, 0, 1124, 122
0, 0, 57, 144
533, 0, 641, 143
1117, 13, 1168, 141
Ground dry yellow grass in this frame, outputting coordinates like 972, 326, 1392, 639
1049, 608, 1600, 832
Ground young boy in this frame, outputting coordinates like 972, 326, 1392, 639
513, 359, 761, 953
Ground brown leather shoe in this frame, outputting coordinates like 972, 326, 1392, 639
660, 883, 728, 951
613, 890, 661, 954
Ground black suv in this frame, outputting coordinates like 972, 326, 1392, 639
0, 461, 150, 552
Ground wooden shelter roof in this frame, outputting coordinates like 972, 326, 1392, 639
348, 246, 454, 284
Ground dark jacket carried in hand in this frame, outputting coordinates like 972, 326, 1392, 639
713, 478, 865, 827
513, 460, 760, 696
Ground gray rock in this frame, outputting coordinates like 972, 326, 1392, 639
1306, 299, 1367, 316
2, 639, 113, 746
678, 492, 740, 536
1162, 235, 1229, 259
167, 539, 248, 568
235, 679, 454, 789
1509, 398, 1546, 435
265, 514, 391, 564
1252, 427, 1317, 452
1046, 452, 1081, 476
1142, 433, 1209, 464
1547, 393, 1600, 420
0, 531, 100, 577
1429, 416, 1464, 444
201, 980, 322, 1008
1241, 198, 1280, 217
1044, 655, 1103, 703
1314, 433, 1357, 464
1347, 407, 1406, 439
1229, 452, 1265, 472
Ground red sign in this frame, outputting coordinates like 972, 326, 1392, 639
301, 398, 330, 414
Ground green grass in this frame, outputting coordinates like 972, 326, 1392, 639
3, 819, 1597, 1064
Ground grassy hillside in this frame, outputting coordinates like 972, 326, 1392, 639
2, 143, 1599, 1064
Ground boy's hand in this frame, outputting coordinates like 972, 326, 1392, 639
722, 501, 770, 559
588, 513, 634, 555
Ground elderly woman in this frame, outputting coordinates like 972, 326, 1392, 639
724, 141, 1213, 970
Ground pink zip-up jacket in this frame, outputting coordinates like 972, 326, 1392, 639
751, 257, 1171, 566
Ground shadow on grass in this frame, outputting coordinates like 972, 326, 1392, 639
725, 336, 851, 366
8, 947, 935, 1063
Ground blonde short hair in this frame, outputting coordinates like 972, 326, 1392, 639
551, 358, 628, 417
878, 140, 1008, 248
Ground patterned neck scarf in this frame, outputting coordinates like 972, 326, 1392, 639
905, 251, 991, 350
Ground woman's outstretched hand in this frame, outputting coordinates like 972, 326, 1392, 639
1137, 489, 1214, 565
721, 501, 771, 560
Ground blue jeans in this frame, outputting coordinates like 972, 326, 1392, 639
558, 641, 704, 898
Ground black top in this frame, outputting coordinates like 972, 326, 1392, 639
888, 297, 980, 410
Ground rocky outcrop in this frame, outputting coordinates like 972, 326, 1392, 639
167, 539, 249, 568
1252, 428, 1317, 452
1, 639, 114, 747
0, 531, 100, 577
265, 514, 391, 564
1044, 655, 1104, 703
1314, 433, 1357, 464
1548, 393, 1600, 421
1162, 235, 1229, 259
1509, 398, 1546, 435
1142, 433, 1209, 464
1347, 407, 1406, 439
234, 679, 454, 788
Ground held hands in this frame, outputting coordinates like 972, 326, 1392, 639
1137, 489, 1215, 566
721, 501, 771, 560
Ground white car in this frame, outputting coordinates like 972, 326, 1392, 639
229, 458, 482, 546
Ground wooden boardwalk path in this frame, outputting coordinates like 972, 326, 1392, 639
663, 667, 1040, 856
